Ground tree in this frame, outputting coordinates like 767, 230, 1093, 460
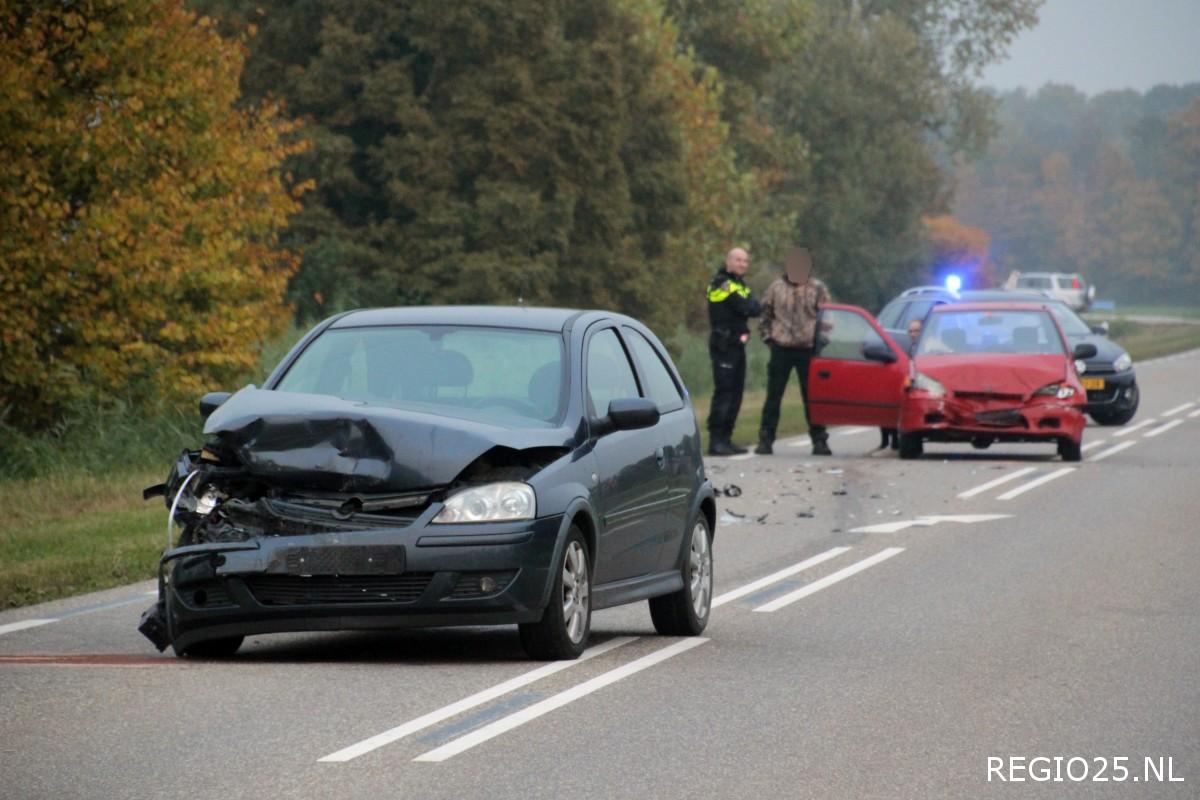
923, 214, 993, 288
0, 0, 306, 428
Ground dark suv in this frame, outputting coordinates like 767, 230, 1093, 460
139, 307, 715, 660
877, 288, 1138, 425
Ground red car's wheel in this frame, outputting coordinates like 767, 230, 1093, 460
898, 432, 923, 460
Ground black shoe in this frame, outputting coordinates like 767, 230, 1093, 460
728, 441, 749, 454
754, 440, 773, 455
708, 439, 738, 456
811, 440, 832, 456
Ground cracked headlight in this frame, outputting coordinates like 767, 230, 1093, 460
1034, 383, 1076, 399
433, 482, 536, 524
1113, 353, 1132, 372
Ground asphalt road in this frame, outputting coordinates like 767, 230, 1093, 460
2, 349, 1198, 799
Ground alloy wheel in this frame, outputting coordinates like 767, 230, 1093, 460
561, 540, 590, 643
689, 522, 712, 619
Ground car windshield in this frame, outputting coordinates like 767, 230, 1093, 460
1044, 302, 1091, 336
916, 310, 1066, 356
275, 325, 566, 427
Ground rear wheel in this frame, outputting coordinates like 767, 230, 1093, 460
649, 516, 713, 636
1058, 437, 1082, 462
520, 528, 591, 660
898, 432, 923, 460
175, 635, 243, 659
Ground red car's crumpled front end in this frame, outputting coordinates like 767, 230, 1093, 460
901, 355, 1087, 444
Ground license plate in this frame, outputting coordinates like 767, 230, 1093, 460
284, 546, 405, 576
1081, 377, 1105, 390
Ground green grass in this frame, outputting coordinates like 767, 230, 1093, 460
1107, 321, 1200, 362
1096, 304, 1200, 320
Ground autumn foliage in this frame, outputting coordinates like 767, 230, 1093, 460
0, 0, 306, 428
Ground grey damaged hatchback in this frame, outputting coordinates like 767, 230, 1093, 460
139, 307, 716, 660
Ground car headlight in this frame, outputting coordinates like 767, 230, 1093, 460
1074, 359, 1087, 375
1113, 353, 1132, 372
911, 372, 946, 397
1034, 383, 1076, 399
433, 482, 536, 524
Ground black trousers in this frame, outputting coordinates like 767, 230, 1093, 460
759, 344, 827, 444
707, 339, 745, 439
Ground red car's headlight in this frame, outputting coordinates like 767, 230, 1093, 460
1033, 383, 1076, 400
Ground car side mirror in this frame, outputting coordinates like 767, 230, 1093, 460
863, 342, 897, 364
1089, 323, 1109, 336
607, 397, 660, 431
199, 391, 232, 422
1072, 343, 1098, 360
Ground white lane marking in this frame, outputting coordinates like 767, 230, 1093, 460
1144, 419, 1184, 438
0, 619, 57, 637
787, 436, 813, 448
956, 467, 1038, 499
1161, 402, 1195, 417
1080, 439, 1107, 453
728, 452, 756, 461
849, 514, 1012, 535
711, 547, 851, 608
414, 638, 709, 762
1113, 419, 1158, 437
1089, 441, 1138, 462
319, 636, 636, 762
996, 467, 1076, 501
753, 548, 905, 613
1189, 407, 1200, 419
836, 426, 872, 436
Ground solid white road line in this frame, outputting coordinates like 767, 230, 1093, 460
1088, 440, 1138, 462
1189, 407, 1200, 419
319, 636, 636, 762
956, 467, 1038, 499
849, 514, 1011, 535
1144, 419, 1184, 438
787, 436, 813, 448
1080, 439, 1107, 453
753, 548, 905, 613
711, 547, 852, 608
0, 619, 56, 637
837, 426, 872, 436
1161, 401, 1195, 417
728, 452, 756, 461
414, 638, 709, 762
1113, 419, 1158, 437
996, 467, 1076, 501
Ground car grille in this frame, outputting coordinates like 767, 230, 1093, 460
245, 574, 434, 606
954, 391, 1024, 402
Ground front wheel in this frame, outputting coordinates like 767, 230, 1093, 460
1058, 437, 1082, 462
898, 432, 923, 460
520, 528, 591, 660
649, 516, 713, 636
1089, 384, 1139, 426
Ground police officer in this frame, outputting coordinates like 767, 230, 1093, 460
706, 247, 761, 456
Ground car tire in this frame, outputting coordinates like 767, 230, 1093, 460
1058, 437, 1082, 462
898, 432, 923, 460
1089, 384, 1139, 426
175, 635, 244, 659
649, 516, 713, 637
520, 527, 591, 660
971, 437, 993, 450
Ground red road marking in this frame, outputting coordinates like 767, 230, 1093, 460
0, 654, 182, 667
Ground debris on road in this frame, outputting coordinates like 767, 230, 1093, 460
718, 484, 743, 498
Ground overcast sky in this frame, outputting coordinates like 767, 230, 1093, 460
981, 0, 1200, 96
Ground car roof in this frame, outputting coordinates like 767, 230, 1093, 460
930, 301, 1052, 312
330, 305, 593, 332
1014, 271, 1080, 278
959, 289, 1060, 304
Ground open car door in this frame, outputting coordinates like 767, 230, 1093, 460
807, 303, 909, 428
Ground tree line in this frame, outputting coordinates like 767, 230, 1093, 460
955, 83, 1200, 302
2, 0, 1038, 429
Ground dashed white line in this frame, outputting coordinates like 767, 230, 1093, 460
319, 636, 637, 762
414, 638, 709, 762
956, 467, 1038, 499
711, 547, 852, 608
996, 467, 1076, 501
1189, 408, 1200, 419
1080, 439, 1107, 453
0, 619, 56, 637
728, 452, 756, 461
1088, 441, 1138, 462
1161, 401, 1195, 417
1113, 419, 1158, 437
787, 436, 812, 448
1144, 419, 1184, 438
752, 548, 905, 612
837, 426, 872, 436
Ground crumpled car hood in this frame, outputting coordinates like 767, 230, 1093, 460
203, 387, 572, 493
914, 355, 1067, 398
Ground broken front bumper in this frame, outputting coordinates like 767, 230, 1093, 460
143, 511, 566, 654
900, 395, 1087, 443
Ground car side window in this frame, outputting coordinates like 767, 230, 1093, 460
818, 309, 888, 361
623, 328, 684, 412
877, 300, 905, 329
586, 328, 641, 417
900, 299, 936, 327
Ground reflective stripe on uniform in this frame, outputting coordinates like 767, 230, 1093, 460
707, 280, 751, 303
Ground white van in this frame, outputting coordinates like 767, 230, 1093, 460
1002, 271, 1095, 311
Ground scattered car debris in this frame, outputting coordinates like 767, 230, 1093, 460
795, 509, 816, 519
718, 484, 743, 498
833, 489, 848, 496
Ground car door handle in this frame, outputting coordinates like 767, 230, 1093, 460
818, 370, 831, 379
655, 447, 666, 469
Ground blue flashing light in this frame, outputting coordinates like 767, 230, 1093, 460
944, 274, 963, 293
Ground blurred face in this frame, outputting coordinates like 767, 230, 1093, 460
785, 248, 812, 283
725, 248, 750, 276
908, 319, 922, 343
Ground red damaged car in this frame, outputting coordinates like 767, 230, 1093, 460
803, 302, 1097, 461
